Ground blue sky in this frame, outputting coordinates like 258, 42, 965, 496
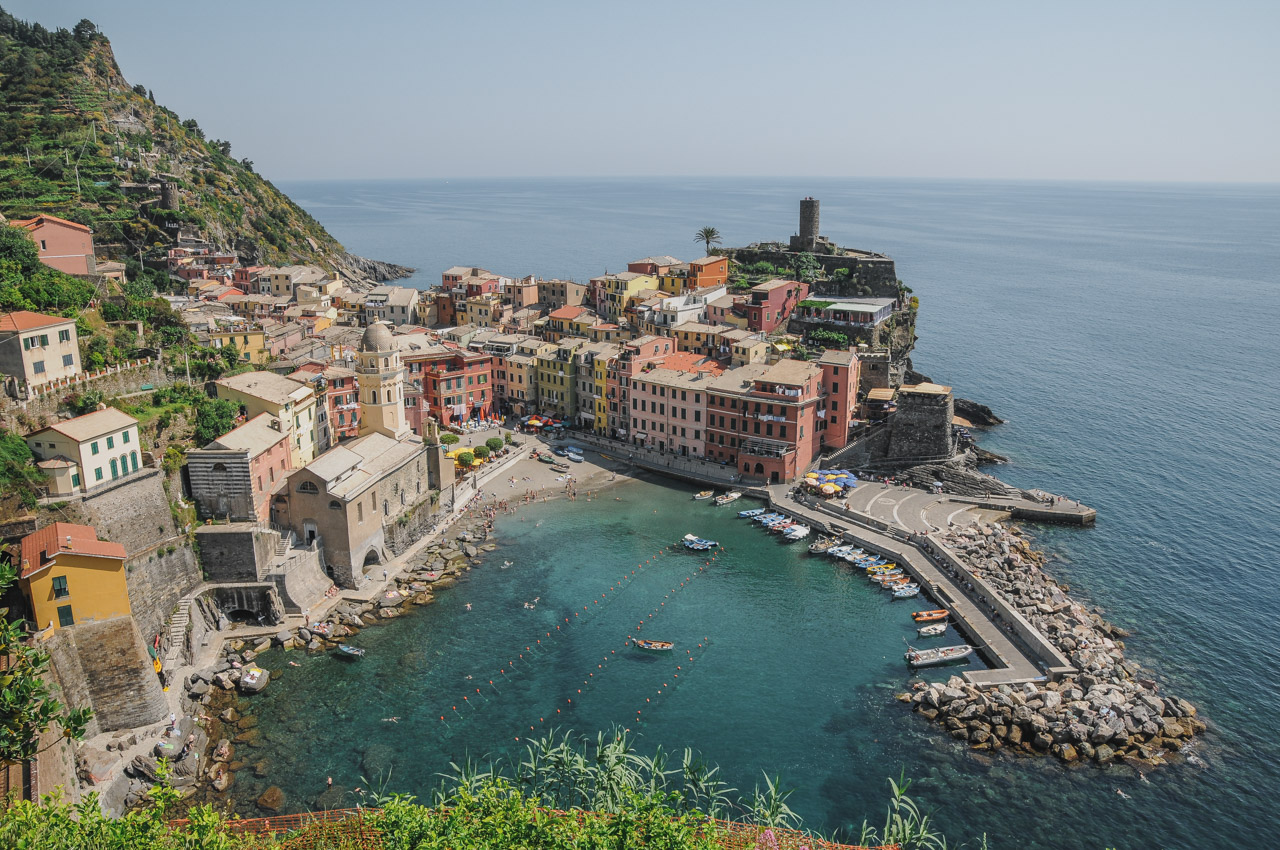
9, 0, 1278, 182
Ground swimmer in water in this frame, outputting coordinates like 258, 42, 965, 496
465, 603, 472, 611
288, 661, 301, 667
382, 716, 400, 723
1115, 789, 1130, 799
464, 674, 473, 680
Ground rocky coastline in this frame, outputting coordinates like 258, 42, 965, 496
901, 522, 1205, 767
336, 251, 416, 286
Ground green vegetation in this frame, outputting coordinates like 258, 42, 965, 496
791, 252, 820, 284
484, 437, 504, 453
0, 430, 43, 509
472, 445, 491, 460
0, 225, 97, 315
806, 328, 849, 349
798, 300, 835, 310
456, 450, 475, 468
439, 433, 460, 447
192, 397, 237, 446
694, 226, 722, 254
0, 561, 93, 768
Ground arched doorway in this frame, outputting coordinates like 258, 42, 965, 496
362, 547, 382, 574
754, 462, 765, 475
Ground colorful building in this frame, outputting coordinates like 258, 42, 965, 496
187, 413, 293, 522
745, 279, 809, 333
26, 408, 142, 495
18, 522, 128, 631
0, 311, 81, 389
215, 370, 319, 467
404, 346, 494, 430
9, 214, 96, 276
591, 272, 658, 322
603, 335, 677, 440
536, 337, 586, 419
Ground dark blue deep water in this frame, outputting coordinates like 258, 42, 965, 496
257, 178, 1279, 848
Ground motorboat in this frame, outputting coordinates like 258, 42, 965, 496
695, 490, 715, 501
335, 644, 366, 659
905, 644, 974, 668
739, 507, 767, 518
761, 515, 790, 527
714, 491, 743, 506
917, 623, 949, 638
754, 513, 783, 523
782, 525, 810, 541
633, 639, 674, 652
827, 545, 857, 558
891, 585, 921, 599
767, 521, 794, 533
239, 666, 269, 693
808, 537, 838, 553
869, 571, 905, 583
912, 609, 950, 622
681, 533, 718, 551
553, 447, 570, 457
538, 454, 557, 464
552, 462, 571, 472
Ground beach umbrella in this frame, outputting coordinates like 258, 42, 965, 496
806, 472, 819, 479
820, 484, 838, 495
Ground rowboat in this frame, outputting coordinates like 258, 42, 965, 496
808, 537, 838, 553
694, 490, 715, 501
552, 462, 571, 472
714, 491, 743, 506
891, 585, 921, 598
761, 516, 790, 528
336, 644, 366, 659
754, 513, 783, 523
917, 623, 949, 638
567, 452, 584, 463
681, 533, 718, 551
767, 521, 794, 533
905, 644, 974, 667
633, 639, 674, 652
870, 572, 906, 583
739, 507, 766, 518
865, 564, 897, 574
912, 609, 949, 622
782, 525, 810, 541
827, 545, 858, 558
879, 576, 912, 587
538, 454, 556, 464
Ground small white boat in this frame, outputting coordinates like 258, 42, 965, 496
783, 525, 810, 541
917, 623, 949, 638
567, 452, 585, 463
681, 533, 718, 551
714, 491, 743, 506
694, 490, 715, 501
739, 507, 766, 517
905, 644, 974, 667
809, 537, 837, 553
892, 585, 921, 598
754, 513, 783, 523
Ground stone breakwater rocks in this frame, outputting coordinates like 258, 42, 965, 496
899, 522, 1205, 767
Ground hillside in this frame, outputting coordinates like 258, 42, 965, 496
0, 11, 410, 284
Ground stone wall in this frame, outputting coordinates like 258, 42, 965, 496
209, 584, 284, 625
383, 492, 443, 556
195, 524, 274, 583
0, 360, 174, 432
43, 617, 168, 733
887, 390, 955, 462
721, 248, 899, 297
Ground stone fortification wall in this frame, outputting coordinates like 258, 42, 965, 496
723, 247, 899, 297
195, 524, 274, 583
383, 494, 442, 556
887, 391, 955, 462
269, 545, 331, 615
44, 618, 167, 733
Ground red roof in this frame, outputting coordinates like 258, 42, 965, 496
20, 522, 126, 579
0, 310, 72, 332
549, 306, 586, 320
660, 351, 724, 375
10, 214, 92, 234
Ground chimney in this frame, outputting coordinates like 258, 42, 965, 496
270, 418, 281, 431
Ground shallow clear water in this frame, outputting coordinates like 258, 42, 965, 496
241, 178, 1279, 847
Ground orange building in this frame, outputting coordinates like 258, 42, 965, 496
9, 214, 96, 276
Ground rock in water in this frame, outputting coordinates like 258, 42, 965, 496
257, 786, 285, 812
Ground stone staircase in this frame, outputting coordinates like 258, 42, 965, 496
163, 597, 192, 668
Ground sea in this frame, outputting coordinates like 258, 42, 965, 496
241, 178, 1278, 848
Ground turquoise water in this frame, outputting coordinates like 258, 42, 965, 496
248, 178, 1279, 847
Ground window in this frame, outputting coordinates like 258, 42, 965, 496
107, 436, 114, 450
32, 361, 45, 374
57, 605, 74, 628
91, 441, 100, 456
298, 481, 319, 494
357, 503, 364, 522
122, 431, 130, 444
110, 458, 119, 479
131, 451, 138, 471
329, 500, 342, 510
39, 334, 47, 347
71, 473, 80, 487
62, 354, 74, 367
52, 576, 69, 599
95, 468, 103, 481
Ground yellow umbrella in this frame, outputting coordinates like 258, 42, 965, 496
806, 472, 819, 479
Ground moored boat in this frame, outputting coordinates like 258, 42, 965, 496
917, 623, 949, 638
714, 491, 743, 506
336, 644, 366, 659
782, 525, 810, 541
739, 506, 766, 517
905, 644, 974, 667
633, 639, 674, 652
912, 609, 950, 622
567, 452, 584, 463
694, 490, 715, 501
552, 462, 571, 472
891, 585, 921, 598
681, 533, 718, 551
754, 512, 783, 523
808, 537, 837, 553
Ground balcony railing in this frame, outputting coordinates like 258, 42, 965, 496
739, 437, 794, 458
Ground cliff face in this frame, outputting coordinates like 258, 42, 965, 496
0, 12, 410, 285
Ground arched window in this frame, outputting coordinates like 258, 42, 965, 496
329, 500, 342, 510
212, 462, 227, 473
372, 391, 378, 404
130, 451, 139, 471
297, 481, 319, 494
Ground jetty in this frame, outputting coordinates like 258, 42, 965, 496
762, 482, 1081, 688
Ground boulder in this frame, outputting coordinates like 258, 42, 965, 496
219, 708, 239, 724
939, 687, 965, 705
1094, 744, 1116, 763
212, 739, 233, 763
79, 747, 120, 786
209, 762, 233, 792
257, 786, 285, 812
1055, 743, 1079, 762
1032, 732, 1053, 751
1041, 690, 1062, 711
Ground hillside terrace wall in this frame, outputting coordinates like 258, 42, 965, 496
0, 359, 173, 430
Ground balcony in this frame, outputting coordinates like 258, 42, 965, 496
739, 437, 794, 459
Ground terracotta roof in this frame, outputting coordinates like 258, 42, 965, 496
10, 214, 92, 234
549, 306, 586, 320
0, 310, 73, 333
20, 522, 126, 578
36, 408, 138, 443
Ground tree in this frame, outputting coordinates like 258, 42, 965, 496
485, 437, 504, 454
473, 445, 490, 461
67, 388, 104, 415
456, 450, 475, 468
695, 227, 722, 254
792, 252, 820, 284
0, 432, 45, 509
219, 343, 240, 369
193, 398, 237, 446
439, 433, 460, 447
0, 563, 93, 768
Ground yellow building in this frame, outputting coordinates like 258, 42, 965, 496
215, 370, 319, 466
26, 408, 142, 495
591, 272, 658, 323
592, 350, 614, 435
208, 326, 270, 365
504, 339, 555, 414
535, 337, 586, 418
19, 522, 128, 631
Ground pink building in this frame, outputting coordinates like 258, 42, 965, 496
187, 413, 293, 522
815, 349, 860, 452
604, 335, 676, 439
10, 215, 95, 276
626, 357, 722, 457
745, 279, 809, 333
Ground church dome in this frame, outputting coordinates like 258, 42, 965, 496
360, 321, 394, 353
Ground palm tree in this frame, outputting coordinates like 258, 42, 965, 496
695, 226, 722, 254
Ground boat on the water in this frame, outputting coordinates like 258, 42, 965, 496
714, 491, 743, 506
681, 533, 718, 551
870, 572, 906, 583
739, 506, 766, 517
336, 644, 366, 659
695, 490, 715, 501
905, 644, 974, 667
634, 639, 674, 652
754, 513, 783, 523
892, 585, 921, 598
917, 623, 949, 638
239, 666, 268, 693
808, 537, 837, 553
782, 525, 810, 541
912, 609, 950, 622
767, 521, 794, 533
827, 545, 857, 558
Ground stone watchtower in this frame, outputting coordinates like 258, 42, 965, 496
356, 321, 411, 441
789, 197, 821, 252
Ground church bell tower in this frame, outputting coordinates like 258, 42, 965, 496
356, 321, 411, 441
